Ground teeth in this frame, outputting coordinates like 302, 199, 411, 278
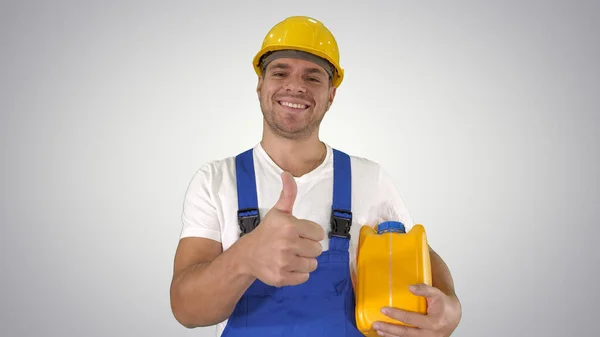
280, 101, 307, 109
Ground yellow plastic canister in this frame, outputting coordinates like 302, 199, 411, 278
355, 221, 432, 336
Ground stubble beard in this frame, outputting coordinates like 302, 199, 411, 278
260, 100, 326, 141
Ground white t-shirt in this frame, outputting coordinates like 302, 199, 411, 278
179, 142, 414, 336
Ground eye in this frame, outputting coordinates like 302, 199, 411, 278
307, 77, 321, 82
272, 72, 285, 77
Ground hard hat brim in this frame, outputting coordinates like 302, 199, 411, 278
253, 45, 344, 88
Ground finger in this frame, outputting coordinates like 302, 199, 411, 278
280, 271, 310, 287
295, 219, 326, 241
372, 321, 421, 337
273, 171, 297, 214
408, 284, 444, 299
381, 307, 432, 330
292, 238, 323, 258
286, 256, 318, 273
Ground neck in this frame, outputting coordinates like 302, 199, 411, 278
260, 128, 327, 178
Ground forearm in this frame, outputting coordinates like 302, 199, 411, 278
170, 237, 256, 328
429, 246, 457, 298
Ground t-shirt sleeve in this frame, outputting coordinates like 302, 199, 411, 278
376, 165, 415, 232
179, 167, 222, 242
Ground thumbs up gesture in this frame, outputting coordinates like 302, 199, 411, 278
243, 171, 326, 287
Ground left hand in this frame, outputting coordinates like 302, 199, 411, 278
372, 283, 462, 337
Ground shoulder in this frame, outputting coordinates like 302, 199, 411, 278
346, 151, 414, 228
335, 149, 388, 185
185, 144, 265, 194
349, 153, 383, 174
344, 151, 403, 194
186, 154, 238, 193
198, 156, 236, 179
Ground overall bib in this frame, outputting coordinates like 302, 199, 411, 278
221, 148, 365, 337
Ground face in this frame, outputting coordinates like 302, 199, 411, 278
257, 57, 337, 140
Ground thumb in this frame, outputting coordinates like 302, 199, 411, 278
273, 171, 297, 214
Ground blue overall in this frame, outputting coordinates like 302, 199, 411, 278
221, 148, 365, 337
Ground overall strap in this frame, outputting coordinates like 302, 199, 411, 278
235, 149, 260, 237
234, 147, 353, 250
329, 149, 352, 251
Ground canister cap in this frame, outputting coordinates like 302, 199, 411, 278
377, 221, 406, 234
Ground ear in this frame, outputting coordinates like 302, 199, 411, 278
327, 86, 337, 109
256, 75, 263, 97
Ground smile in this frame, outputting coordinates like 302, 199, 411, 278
278, 101, 309, 110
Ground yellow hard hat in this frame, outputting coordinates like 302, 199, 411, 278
253, 16, 344, 87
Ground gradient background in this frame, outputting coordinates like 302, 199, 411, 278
1, 1, 599, 336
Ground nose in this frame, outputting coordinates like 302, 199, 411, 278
282, 73, 307, 94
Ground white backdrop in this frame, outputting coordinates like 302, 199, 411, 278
1, 1, 599, 336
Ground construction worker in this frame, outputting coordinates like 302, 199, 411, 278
170, 16, 462, 337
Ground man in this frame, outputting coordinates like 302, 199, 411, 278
170, 16, 462, 337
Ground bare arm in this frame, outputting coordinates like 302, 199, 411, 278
169, 236, 256, 328
169, 177, 324, 329
169, 172, 327, 329
429, 245, 459, 300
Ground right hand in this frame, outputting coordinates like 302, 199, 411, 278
243, 171, 325, 287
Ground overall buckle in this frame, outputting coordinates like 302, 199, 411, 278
238, 208, 260, 236
329, 209, 352, 239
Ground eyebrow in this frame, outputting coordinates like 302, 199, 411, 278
268, 63, 327, 76
269, 63, 290, 70
304, 67, 327, 76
